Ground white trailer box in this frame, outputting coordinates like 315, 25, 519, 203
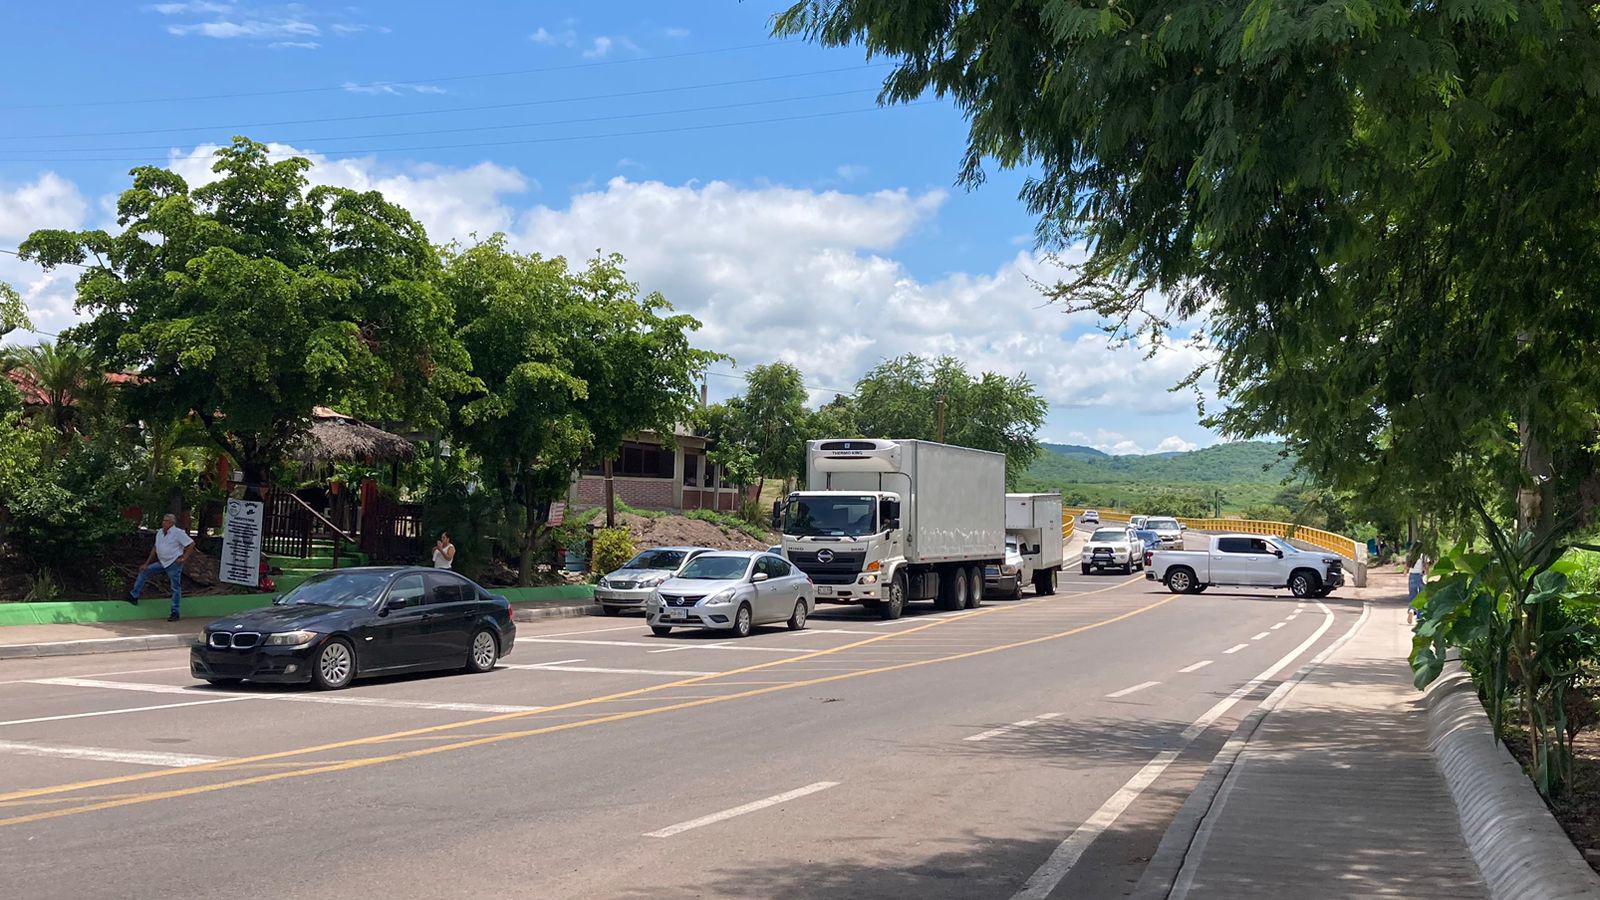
804, 439, 1006, 565
1006, 493, 1064, 570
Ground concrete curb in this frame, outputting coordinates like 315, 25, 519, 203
0, 603, 603, 660
1427, 662, 1600, 899
1130, 602, 1371, 900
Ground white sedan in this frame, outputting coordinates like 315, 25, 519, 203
1081, 526, 1145, 575
645, 551, 814, 638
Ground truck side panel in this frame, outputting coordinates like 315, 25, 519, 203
905, 441, 1006, 565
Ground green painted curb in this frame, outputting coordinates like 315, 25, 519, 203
0, 583, 596, 627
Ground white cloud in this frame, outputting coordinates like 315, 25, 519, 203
1057, 430, 1205, 456
665, 27, 691, 38
0, 173, 93, 340
530, 26, 576, 47
269, 40, 319, 50
341, 81, 445, 96
1155, 435, 1199, 453
167, 19, 319, 39
835, 164, 868, 181
582, 36, 614, 59
147, 2, 233, 14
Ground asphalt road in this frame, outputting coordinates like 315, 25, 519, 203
0, 535, 1364, 899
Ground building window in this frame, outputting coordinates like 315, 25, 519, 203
583, 441, 676, 479
684, 452, 704, 487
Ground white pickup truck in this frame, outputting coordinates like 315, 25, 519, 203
1148, 533, 1345, 598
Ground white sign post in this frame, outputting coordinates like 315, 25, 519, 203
219, 499, 265, 588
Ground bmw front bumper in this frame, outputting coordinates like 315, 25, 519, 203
190, 641, 318, 683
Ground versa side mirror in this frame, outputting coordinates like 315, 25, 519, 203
751, 572, 770, 583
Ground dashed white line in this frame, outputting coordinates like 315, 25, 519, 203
29, 678, 542, 713
0, 739, 226, 768
1106, 681, 1161, 699
1011, 601, 1342, 899
644, 781, 839, 837
1223, 643, 1250, 654
1271, 623, 1286, 630
1251, 631, 1271, 640
1178, 660, 1213, 673
965, 719, 1040, 742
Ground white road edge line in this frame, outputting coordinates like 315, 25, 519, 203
0, 697, 250, 728
1010, 600, 1342, 900
1106, 681, 1161, 699
1222, 643, 1249, 654
0, 739, 226, 768
644, 781, 839, 838
1178, 660, 1213, 673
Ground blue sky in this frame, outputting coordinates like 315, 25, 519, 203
0, 1, 1220, 454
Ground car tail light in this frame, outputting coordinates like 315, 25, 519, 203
1144, 550, 1154, 565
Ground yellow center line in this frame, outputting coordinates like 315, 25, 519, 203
0, 578, 1163, 827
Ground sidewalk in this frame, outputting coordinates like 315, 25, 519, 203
0, 596, 600, 659
1142, 572, 1487, 898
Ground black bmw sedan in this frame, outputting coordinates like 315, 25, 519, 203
191, 567, 516, 690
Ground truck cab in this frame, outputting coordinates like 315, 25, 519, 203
780, 490, 901, 606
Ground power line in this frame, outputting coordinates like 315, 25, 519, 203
0, 65, 888, 142
0, 88, 879, 155
0, 102, 929, 164
0, 39, 806, 111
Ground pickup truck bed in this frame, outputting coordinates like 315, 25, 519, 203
1148, 533, 1345, 599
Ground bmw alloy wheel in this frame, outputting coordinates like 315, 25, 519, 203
317, 641, 353, 688
471, 630, 497, 670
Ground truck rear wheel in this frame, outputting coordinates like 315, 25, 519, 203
936, 567, 963, 611
965, 566, 984, 609
1033, 568, 1057, 596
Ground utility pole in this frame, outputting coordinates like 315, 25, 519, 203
603, 457, 616, 528
1213, 489, 1224, 519
935, 394, 947, 443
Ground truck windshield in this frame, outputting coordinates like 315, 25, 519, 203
784, 496, 878, 537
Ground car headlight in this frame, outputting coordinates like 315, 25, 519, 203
197, 629, 210, 643
704, 588, 737, 605
640, 573, 670, 587
1001, 565, 1019, 575
263, 630, 319, 648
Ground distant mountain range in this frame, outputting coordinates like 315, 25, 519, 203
1017, 441, 1295, 511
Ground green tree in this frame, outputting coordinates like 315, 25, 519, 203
440, 238, 718, 583
726, 363, 809, 497
0, 283, 29, 338
851, 354, 1046, 487
20, 137, 474, 490
0, 340, 106, 437
777, 1, 1600, 793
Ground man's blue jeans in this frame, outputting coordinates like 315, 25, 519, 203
131, 561, 183, 615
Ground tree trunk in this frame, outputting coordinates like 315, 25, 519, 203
604, 458, 616, 528
241, 459, 269, 502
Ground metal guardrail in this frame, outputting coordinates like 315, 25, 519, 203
1062, 507, 1363, 563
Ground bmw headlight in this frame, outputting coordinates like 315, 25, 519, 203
263, 630, 319, 648
704, 588, 737, 605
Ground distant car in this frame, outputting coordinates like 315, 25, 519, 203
190, 567, 515, 690
1129, 515, 1149, 530
1081, 509, 1101, 525
645, 551, 814, 638
596, 546, 715, 616
984, 536, 1028, 600
1081, 526, 1145, 575
1145, 516, 1185, 547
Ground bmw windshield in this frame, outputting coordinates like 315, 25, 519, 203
783, 496, 877, 537
275, 571, 391, 608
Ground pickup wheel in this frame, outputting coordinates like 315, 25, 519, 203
1080, 564, 1091, 575
1165, 567, 1197, 594
1289, 569, 1322, 598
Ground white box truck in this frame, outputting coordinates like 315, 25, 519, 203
779, 439, 1006, 619
985, 493, 1064, 599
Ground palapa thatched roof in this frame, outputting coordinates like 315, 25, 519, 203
294, 407, 417, 464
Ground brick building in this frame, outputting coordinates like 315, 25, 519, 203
569, 428, 753, 512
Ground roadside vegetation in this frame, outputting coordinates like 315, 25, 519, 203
776, 0, 1600, 818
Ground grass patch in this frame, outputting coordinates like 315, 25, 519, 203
685, 508, 772, 542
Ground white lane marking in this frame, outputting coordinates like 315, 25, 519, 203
646, 643, 811, 655
29, 678, 541, 714
785, 628, 883, 636
1178, 660, 1213, 673
512, 658, 586, 667
1011, 601, 1340, 900
1271, 623, 1286, 630
965, 719, 1040, 742
644, 781, 839, 838
503, 664, 717, 677
1037, 712, 1062, 720
522, 638, 675, 649
1106, 681, 1161, 699
519, 637, 806, 654
0, 665, 189, 686
0, 697, 251, 728
0, 739, 226, 768
524, 624, 651, 637
1223, 643, 1250, 654
1251, 631, 1270, 640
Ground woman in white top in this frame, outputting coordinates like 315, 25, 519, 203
432, 532, 456, 569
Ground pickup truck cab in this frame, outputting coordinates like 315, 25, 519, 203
1148, 534, 1345, 598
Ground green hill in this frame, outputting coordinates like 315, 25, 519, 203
1016, 441, 1295, 514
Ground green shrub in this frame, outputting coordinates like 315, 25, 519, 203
685, 508, 771, 542
0, 422, 135, 573
590, 527, 635, 577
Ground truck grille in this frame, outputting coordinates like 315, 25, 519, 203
660, 594, 703, 608
788, 550, 865, 586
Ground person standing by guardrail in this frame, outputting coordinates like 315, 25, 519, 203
1406, 546, 1430, 625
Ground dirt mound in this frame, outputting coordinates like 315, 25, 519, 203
620, 513, 774, 552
